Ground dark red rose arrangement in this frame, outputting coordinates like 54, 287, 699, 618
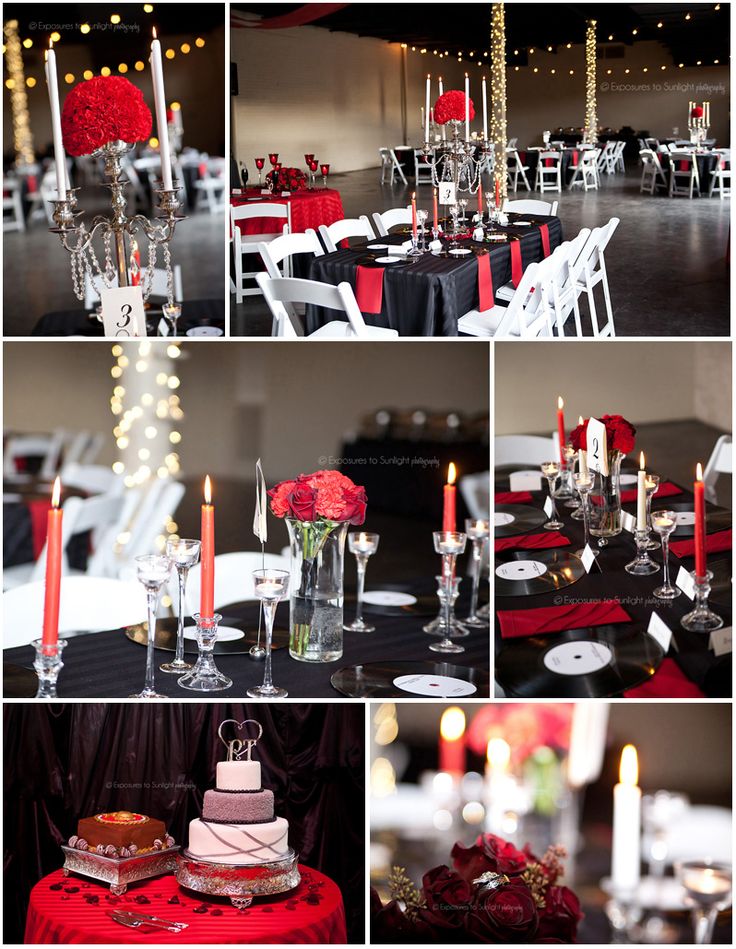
267, 165, 307, 192
569, 415, 636, 456
434, 90, 476, 125
466, 703, 573, 762
61, 76, 153, 157
269, 470, 367, 525
690, 105, 704, 119
372, 834, 583, 944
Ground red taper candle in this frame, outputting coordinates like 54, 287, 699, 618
439, 706, 466, 775
478, 181, 483, 214
442, 462, 457, 532
200, 475, 215, 618
557, 396, 566, 464
694, 462, 706, 578
495, 177, 500, 209
411, 192, 417, 239
41, 477, 63, 650
433, 188, 438, 231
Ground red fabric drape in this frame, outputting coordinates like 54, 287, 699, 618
232, 5, 349, 29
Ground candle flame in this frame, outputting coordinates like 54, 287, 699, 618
696, 462, 703, 482
619, 744, 638, 786
447, 462, 457, 486
440, 706, 465, 742
557, 396, 564, 410
486, 737, 510, 770
152, 26, 158, 40
204, 475, 212, 504
639, 451, 645, 470
578, 415, 584, 425
48, 39, 54, 51
51, 477, 61, 508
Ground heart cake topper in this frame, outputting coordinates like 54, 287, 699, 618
217, 719, 263, 762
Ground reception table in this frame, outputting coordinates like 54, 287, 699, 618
230, 188, 345, 236
494, 465, 731, 698
24, 865, 347, 944
658, 150, 725, 193
31, 300, 225, 337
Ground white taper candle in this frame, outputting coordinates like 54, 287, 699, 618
45, 44, 67, 200
150, 29, 174, 191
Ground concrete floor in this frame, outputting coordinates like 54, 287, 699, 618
3, 202, 226, 337
231, 165, 731, 338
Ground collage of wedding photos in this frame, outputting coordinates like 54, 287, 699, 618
2, 1, 733, 946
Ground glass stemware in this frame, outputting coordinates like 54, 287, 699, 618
558, 443, 577, 504
247, 568, 290, 698
160, 538, 200, 674
344, 532, 380, 633
255, 157, 265, 187
644, 474, 661, 549
573, 472, 597, 556
320, 163, 330, 187
308, 159, 319, 188
457, 197, 468, 223
131, 554, 172, 698
463, 518, 489, 626
541, 461, 564, 530
161, 303, 182, 338
416, 208, 429, 250
448, 204, 461, 249
430, 531, 467, 654
675, 860, 731, 944
651, 510, 680, 598
268, 152, 279, 167
639, 790, 688, 943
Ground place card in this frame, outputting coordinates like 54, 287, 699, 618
260, 188, 271, 195
676, 566, 696, 600
509, 471, 542, 492
709, 626, 732, 656
438, 182, 457, 205
100, 286, 146, 338
543, 496, 554, 518
157, 318, 170, 337
621, 511, 637, 534
580, 544, 597, 573
585, 418, 609, 476
647, 612, 673, 653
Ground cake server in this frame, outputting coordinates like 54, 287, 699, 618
108, 911, 187, 933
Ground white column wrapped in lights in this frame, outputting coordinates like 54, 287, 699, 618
3, 20, 36, 167
110, 341, 184, 552
583, 20, 598, 145
490, 2, 507, 206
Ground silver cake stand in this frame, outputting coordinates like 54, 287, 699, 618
175, 849, 301, 909
61, 845, 180, 895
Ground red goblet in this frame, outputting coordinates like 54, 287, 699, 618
320, 163, 330, 188
255, 157, 265, 186
308, 158, 319, 188
268, 152, 279, 167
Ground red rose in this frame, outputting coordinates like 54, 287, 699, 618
434, 90, 476, 125
452, 834, 529, 883
691, 105, 704, 119
600, 414, 636, 454
286, 481, 318, 520
537, 885, 583, 942
420, 866, 473, 930
370, 890, 434, 944
61, 76, 152, 157
341, 484, 367, 526
466, 880, 539, 942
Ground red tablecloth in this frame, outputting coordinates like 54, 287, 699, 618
24, 865, 347, 944
231, 188, 345, 236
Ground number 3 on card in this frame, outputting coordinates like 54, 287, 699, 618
101, 286, 147, 338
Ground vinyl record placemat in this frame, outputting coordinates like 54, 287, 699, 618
495, 504, 547, 537
331, 660, 489, 698
495, 550, 585, 596
651, 501, 731, 539
496, 624, 664, 698
347, 583, 438, 617
124, 613, 289, 654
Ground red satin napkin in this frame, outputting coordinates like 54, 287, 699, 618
497, 598, 632, 640
678, 159, 689, 172
624, 658, 705, 699
495, 490, 533, 504
495, 532, 571, 552
27, 499, 52, 560
355, 265, 384, 314
539, 223, 551, 258
670, 529, 732, 559
544, 156, 553, 167
571, 151, 579, 166
477, 253, 494, 311
620, 482, 683, 504
510, 241, 523, 287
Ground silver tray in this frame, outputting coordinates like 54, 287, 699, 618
61, 845, 180, 895
176, 848, 300, 909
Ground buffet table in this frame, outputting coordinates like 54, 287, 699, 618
24, 865, 347, 944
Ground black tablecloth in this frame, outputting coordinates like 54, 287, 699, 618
659, 151, 723, 191
494, 473, 731, 698
4, 583, 489, 698
31, 299, 225, 337
307, 213, 563, 336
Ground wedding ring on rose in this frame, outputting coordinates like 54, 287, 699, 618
472, 871, 511, 891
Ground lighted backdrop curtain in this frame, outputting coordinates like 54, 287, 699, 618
3, 703, 364, 944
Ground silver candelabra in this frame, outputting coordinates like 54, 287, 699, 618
423, 120, 491, 196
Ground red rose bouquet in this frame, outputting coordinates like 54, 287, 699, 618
569, 415, 636, 456
434, 90, 475, 125
690, 105, 704, 119
61, 76, 153, 157
269, 470, 366, 525
372, 834, 583, 943
267, 166, 307, 192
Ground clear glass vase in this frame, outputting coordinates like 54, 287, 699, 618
285, 518, 348, 662
589, 451, 623, 539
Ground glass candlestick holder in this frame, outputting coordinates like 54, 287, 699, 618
178, 612, 232, 692
161, 303, 182, 337
344, 532, 380, 633
463, 518, 489, 627
556, 444, 576, 502
429, 531, 467, 654
643, 474, 661, 549
675, 860, 731, 944
32, 639, 67, 698
416, 208, 428, 251
573, 473, 597, 557
680, 571, 724, 633
625, 528, 661, 575
131, 554, 172, 698
407, 234, 423, 257
247, 569, 289, 698
423, 574, 467, 637
541, 461, 564, 530
651, 510, 680, 600
160, 538, 200, 674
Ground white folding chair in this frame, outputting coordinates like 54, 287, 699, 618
639, 149, 668, 194
597, 141, 618, 175
459, 472, 490, 519
372, 206, 412, 237
82, 265, 182, 310
507, 137, 518, 150
502, 198, 558, 216
612, 141, 627, 173
3, 177, 25, 232
458, 261, 553, 338
4, 432, 64, 481
60, 462, 124, 496
318, 216, 375, 252
414, 149, 433, 184
256, 273, 399, 339
535, 151, 562, 193
123, 480, 186, 562
669, 151, 700, 198
258, 230, 325, 280
709, 150, 731, 199
506, 149, 531, 192
568, 149, 600, 191
3, 576, 147, 648
702, 435, 732, 504
183, 551, 291, 615
194, 156, 227, 213
495, 435, 556, 467
379, 147, 408, 185
573, 217, 619, 337
231, 202, 290, 302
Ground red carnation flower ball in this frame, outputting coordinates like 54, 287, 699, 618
691, 105, 704, 119
434, 90, 475, 125
61, 76, 153, 157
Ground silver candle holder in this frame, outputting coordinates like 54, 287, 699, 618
423, 121, 491, 197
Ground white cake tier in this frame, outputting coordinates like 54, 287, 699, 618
216, 759, 261, 791
187, 817, 289, 865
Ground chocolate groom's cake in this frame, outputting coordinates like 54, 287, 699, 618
68, 811, 175, 858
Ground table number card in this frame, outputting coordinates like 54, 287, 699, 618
586, 418, 609, 476
675, 565, 696, 600
438, 182, 457, 205
100, 286, 146, 338
647, 612, 673, 653
709, 626, 732, 657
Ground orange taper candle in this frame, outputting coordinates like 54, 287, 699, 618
694, 462, 706, 578
41, 477, 63, 649
442, 462, 457, 532
557, 396, 566, 464
433, 188, 439, 231
200, 475, 215, 618
411, 192, 417, 239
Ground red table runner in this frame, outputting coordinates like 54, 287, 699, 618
24, 865, 347, 944
670, 529, 732, 560
355, 265, 384, 314
624, 658, 705, 699
497, 598, 632, 640
495, 490, 533, 504
231, 188, 345, 236
494, 532, 571, 552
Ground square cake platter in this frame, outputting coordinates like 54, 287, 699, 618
61, 845, 181, 895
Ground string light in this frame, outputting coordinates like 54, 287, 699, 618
583, 20, 598, 145
490, 2, 507, 205
83, 69, 94, 80
3, 20, 35, 166
80, 23, 91, 34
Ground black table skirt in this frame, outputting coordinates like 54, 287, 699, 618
3, 501, 88, 570
4, 583, 489, 699
494, 477, 732, 697
307, 215, 563, 336
31, 299, 225, 337
659, 152, 722, 190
